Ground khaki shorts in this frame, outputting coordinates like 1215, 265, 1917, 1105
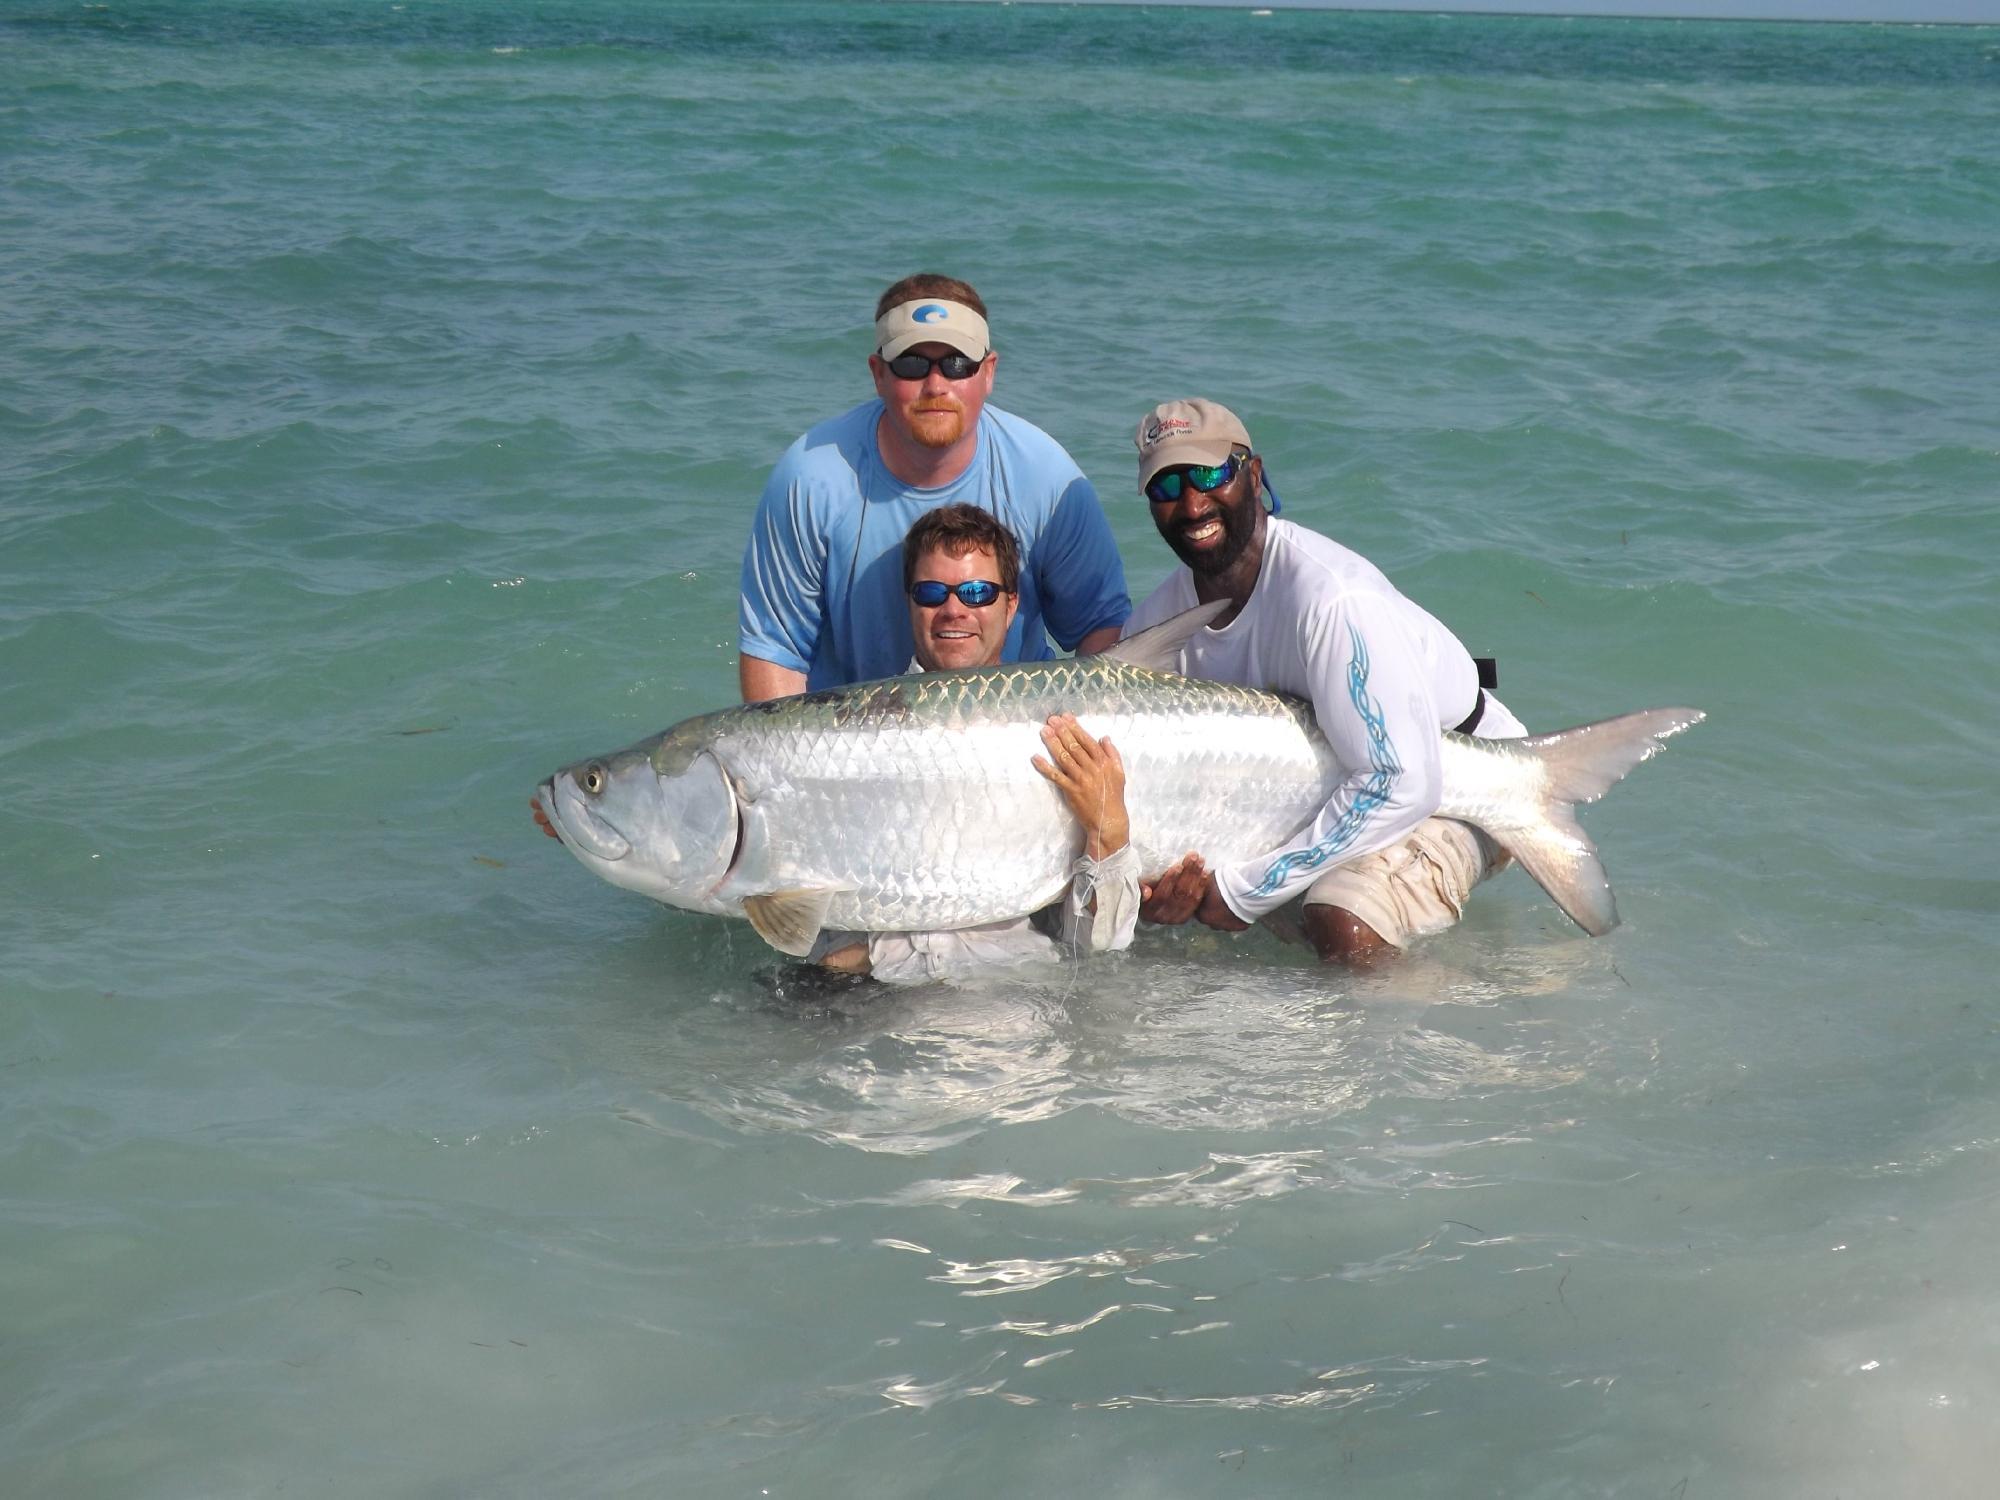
1294, 817, 1504, 949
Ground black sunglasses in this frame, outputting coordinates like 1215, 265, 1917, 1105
909, 579, 1007, 608
883, 351, 986, 382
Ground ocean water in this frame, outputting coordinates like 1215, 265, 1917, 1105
4, 1, 1998, 1494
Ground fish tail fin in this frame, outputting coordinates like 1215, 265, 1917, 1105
1502, 707, 1705, 936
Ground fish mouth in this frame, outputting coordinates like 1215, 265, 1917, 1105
537, 775, 631, 862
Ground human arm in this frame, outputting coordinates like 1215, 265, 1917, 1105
737, 454, 826, 700
1031, 713, 1140, 952
855, 925, 1059, 985
1034, 477, 1131, 652
810, 922, 1060, 985
1210, 595, 1445, 922
1060, 844, 1141, 952
739, 655, 807, 703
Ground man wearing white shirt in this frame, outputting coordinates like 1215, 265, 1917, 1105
1125, 399, 1527, 967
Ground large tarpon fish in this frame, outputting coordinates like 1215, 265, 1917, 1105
535, 608, 1702, 956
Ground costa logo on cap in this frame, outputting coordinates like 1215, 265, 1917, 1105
875, 297, 991, 361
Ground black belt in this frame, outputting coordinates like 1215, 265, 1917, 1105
1453, 657, 1498, 735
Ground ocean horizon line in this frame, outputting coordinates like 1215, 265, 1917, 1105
901, 0, 2000, 30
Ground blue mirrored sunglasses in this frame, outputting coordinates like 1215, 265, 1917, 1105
1146, 452, 1249, 505
909, 579, 1006, 608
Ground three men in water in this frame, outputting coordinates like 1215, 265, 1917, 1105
725, 277, 1524, 970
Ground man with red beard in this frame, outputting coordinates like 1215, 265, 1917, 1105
1123, 400, 1529, 968
738, 275, 1128, 700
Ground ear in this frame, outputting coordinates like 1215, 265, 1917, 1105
1002, 587, 1020, 634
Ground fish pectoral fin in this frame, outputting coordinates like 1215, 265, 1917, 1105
741, 888, 843, 957
1101, 601, 1231, 673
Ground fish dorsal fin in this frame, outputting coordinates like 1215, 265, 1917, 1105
1100, 601, 1231, 674
741, 888, 842, 957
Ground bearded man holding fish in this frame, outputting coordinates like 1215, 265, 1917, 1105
1124, 398, 1535, 967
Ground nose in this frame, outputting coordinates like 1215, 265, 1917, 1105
919, 366, 954, 395
1175, 485, 1217, 520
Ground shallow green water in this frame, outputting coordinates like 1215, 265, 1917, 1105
4, 3, 1998, 1494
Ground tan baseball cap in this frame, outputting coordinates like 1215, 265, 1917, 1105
1135, 398, 1253, 490
875, 298, 991, 362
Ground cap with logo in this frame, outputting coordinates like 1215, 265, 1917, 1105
1134, 398, 1253, 490
875, 299, 992, 362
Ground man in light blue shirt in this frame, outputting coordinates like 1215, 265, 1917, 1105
738, 274, 1129, 699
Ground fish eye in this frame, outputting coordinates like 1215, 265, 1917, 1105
581, 763, 606, 796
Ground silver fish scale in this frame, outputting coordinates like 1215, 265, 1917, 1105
1435, 732, 1548, 834
702, 659, 1339, 933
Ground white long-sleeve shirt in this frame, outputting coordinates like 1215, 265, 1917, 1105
1124, 519, 1523, 923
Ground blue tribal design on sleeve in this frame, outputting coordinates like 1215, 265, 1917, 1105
1250, 624, 1402, 899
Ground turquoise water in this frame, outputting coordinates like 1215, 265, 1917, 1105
5, 2, 1998, 1493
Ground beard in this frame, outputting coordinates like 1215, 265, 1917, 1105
1162, 497, 1259, 575
903, 401, 965, 450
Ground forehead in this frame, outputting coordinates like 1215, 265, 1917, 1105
913, 541, 999, 577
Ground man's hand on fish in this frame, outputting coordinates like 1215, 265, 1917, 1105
1140, 856, 1249, 934
1193, 875, 1251, 933
1140, 853, 1209, 926
1032, 713, 1128, 860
